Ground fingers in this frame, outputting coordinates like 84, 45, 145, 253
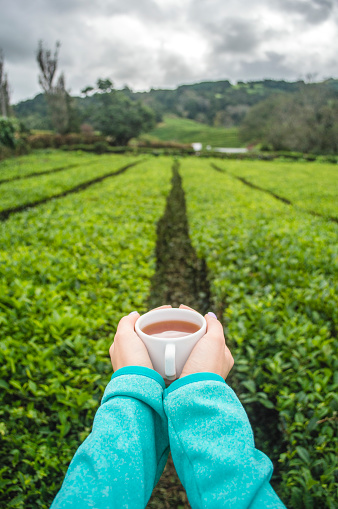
179, 304, 199, 312
150, 305, 172, 311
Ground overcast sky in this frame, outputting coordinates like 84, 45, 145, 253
1, 0, 337, 103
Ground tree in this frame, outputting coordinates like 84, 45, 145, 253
37, 41, 60, 94
89, 79, 156, 145
239, 85, 338, 154
0, 50, 11, 117
81, 86, 94, 97
36, 40, 78, 134
97, 78, 113, 93
0, 116, 18, 148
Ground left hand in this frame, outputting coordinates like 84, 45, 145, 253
109, 306, 172, 371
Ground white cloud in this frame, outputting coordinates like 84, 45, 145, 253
0, 0, 337, 102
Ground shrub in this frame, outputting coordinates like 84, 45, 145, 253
0, 144, 12, 160
14, 138, 31, 156
27, 133, 108, 150
80, 123, 94, 136
0, 117, 19, 149
93, 141, 110, 154
27, 133, 55, 149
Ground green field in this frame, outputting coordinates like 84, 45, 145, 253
0, 151, 337, 508
0, 151, 97, 182
142, 115, 242, 148
0, 153, 140, 213
215, 159, 338, 219
181, 158, 338, 507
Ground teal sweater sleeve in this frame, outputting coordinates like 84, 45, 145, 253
163, 374, 287, 509
50, 367, 169, 509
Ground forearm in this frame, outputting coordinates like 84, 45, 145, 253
51, 367, 169, 509
163, 374, 286, 509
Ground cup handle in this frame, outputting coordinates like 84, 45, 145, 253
165, 344, 176, 380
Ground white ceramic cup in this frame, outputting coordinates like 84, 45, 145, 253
135, 308, 206, 381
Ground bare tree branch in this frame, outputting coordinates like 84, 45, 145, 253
36, 41, 71, 134
37, 40, 60, 93
0, 49, 10, 117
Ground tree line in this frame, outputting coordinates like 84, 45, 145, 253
239, 83, 338, 154
2, 41, 338, 153
1, 42, 156, 147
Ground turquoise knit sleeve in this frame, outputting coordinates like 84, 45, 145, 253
50, 367, 169, 509
163, 374, 287, 509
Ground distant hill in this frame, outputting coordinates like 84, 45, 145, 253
141, 115, 242, 148
13, 78, 338, 132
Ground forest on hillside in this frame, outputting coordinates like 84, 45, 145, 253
14, 78, 338, 129
12, 77, 338, 154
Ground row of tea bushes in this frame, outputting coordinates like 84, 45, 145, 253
0, 157, 172, 508
181, 158, 338, 509
215, 159, 338, 219
0, 150, 98, 182
0, 153, 142, 213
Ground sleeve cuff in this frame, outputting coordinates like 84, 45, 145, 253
164, 372, 225, 396
111, 366, 166, 389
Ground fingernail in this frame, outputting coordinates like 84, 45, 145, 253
208, 312, 217, 319
129, 311, 138, 315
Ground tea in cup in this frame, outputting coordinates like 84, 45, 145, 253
135, 308, 206, 381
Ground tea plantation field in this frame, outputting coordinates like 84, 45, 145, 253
214, 159, 338, 219
0, 153, 172, 508
181, 158, 338, 508
0, 151, 337, 508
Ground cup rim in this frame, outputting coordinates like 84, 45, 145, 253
135, 308, 206, 341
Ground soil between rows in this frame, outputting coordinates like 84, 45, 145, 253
146, 160, 285, 507
147, 161, 211, 508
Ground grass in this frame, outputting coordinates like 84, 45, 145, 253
141, 115, 242, 148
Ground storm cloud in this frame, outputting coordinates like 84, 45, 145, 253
0, 0, 337, 102
275, 0, 334, 25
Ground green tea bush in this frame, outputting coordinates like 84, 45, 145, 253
181, 158, 338, 508
0, 157, 172, 508
0, 153, 138, 212
0, 150, 98, 182
217, 159, 338, 219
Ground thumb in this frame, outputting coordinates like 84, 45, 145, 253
204, 313, 224, 338
116, 311, 140, 335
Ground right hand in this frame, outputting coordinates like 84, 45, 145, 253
179, 305, 234, 380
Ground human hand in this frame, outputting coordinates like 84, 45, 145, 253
179, 305, 234, 380
109, 305, 172, 372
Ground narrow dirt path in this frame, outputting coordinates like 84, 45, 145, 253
148, 161, 210, 312
147, 160, 286, 507
147, 160, 210, 509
